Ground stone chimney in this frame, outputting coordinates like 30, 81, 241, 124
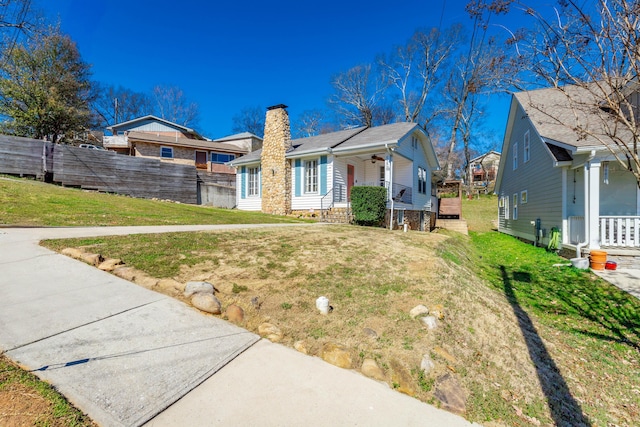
261, 104, 291, 215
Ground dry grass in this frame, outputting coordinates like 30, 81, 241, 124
45, 225, 563, 425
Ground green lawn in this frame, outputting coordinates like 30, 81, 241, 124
0, 175, 309, 226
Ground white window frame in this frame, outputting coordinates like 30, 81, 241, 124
504, 195, 510, 220
417, 167, 427, 194
160, 146, 174, 159
523, 131, 530, 163
513, 193, 518, 220
521, 190, 528, 204
248, 167, 260, 197
513, 142, 518, 170
304, 159, 318, 194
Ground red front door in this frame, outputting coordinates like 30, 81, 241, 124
347, 164, 354, 200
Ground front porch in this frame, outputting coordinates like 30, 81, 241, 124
568, 215, 640, 253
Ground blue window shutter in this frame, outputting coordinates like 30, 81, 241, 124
240, 166, 246, 199
319, 155, 327, 195
295, 159, 302, 197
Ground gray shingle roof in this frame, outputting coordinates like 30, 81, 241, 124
228, 121, 429, 167
515, 83, 631, 151
333, 122, 418, 151
289, 127, 367, 155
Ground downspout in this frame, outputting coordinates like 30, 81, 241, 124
573, 150, 596, 257
386, 143, 394, 230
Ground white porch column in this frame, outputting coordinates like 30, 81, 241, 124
586, 162, 601, 249
387, 152, 394, 230
561, 168, 568, 245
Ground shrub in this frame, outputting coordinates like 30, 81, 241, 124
351, 186, 387, 226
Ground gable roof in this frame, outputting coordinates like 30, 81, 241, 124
107, 115, 204, 140
288, 127, 367, 156
214, 132, 263, 142
514, 83, 629, 152
332, 122, 419, 153
470, 150, 501, 164
229, 122, 439, 168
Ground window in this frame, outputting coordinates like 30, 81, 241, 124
513, 194, 518, 220
160, 146, 173, 159
523, 131, 530, 163
504, 195, 510, 220
379, 166, 385, 187
304, 159, 318, 193
513, 142, 518, 170
417, 167, 427, 194
248, 167, 259, 197
398, 209, 405, 225
411, 136, 418, 149
521, 190, 528, 204
211, 152, 236, 164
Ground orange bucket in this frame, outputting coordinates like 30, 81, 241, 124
589, 250, 607, 270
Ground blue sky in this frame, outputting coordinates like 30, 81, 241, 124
38, 0, 523, 144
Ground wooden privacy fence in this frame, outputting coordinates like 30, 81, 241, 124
0, 135, 198, 204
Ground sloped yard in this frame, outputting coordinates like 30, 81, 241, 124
43, 197, 640, 426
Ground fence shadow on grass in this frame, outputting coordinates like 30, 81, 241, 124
500, 266, 591, 427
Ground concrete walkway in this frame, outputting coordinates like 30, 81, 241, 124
0, 225, 479, 427
593, 268, 640, 300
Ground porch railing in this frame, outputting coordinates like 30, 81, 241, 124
600, 216, 640, 247
320, 184, 348, 220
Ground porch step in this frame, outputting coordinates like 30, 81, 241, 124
321, 208, 352, 224
437, 219, 468, 235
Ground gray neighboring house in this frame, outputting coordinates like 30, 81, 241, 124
496, 83, 640, 253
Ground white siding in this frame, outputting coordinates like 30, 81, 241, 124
236, 165, 262, 211
291, 156, 334, 210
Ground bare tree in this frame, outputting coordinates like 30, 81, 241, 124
0, 0, 37, 50
91, 84, 152, 128
379, 25, 461, 129
439, 3, 517, 180
503, 0, 640, 186
152, 85, 199, 127
294, 109, 326, 138
328, 64, 392, 128
231, 105, 264, 137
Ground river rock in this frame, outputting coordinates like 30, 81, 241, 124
98, 258, 123, 271
420, 354, 435, 374
258, 323, 283, 342
320, 343, 352, 369
293, 340, 308, 354
409, 304, 430, 318
156, 278, 185, 294
434, 373, 466, 415
191, 293, 221, 314
362, 328, 379, 339
225, 304, 244, 323
81, 253, 104, 266
184, 281, 214, 298
390, 359, 416, 396
420, 315, 438, 329
361, 358, 385, 381
61, 247, 84, 260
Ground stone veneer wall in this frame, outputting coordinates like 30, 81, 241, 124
384, 209, 436, 231
261, 105, 292, 215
